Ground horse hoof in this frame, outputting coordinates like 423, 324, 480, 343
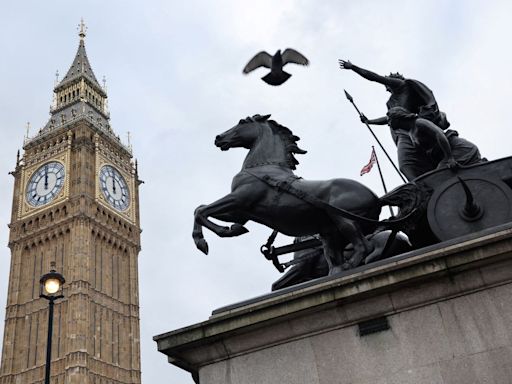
196, 239, 209, 255
230, 224, 249, 236
328, 266, 343, 276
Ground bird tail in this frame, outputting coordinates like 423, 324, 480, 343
262, 71, 291, 86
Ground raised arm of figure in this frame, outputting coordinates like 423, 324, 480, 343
339, 59, 403, 89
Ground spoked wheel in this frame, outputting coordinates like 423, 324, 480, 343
427, 176, 512, 241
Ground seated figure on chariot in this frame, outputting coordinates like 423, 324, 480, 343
386, 106, 483, 179
339, 59, 482, 180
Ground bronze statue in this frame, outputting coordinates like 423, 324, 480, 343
339, 60, 466, 180
192, 112, 510, 280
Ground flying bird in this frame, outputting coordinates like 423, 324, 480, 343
243, 48, 309, 86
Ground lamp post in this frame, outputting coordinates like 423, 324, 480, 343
40, 262, 65, 384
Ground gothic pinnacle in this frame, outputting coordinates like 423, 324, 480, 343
78, 18, 87, 41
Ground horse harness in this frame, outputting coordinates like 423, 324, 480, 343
244, 169, 387, 224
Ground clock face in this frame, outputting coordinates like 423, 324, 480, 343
26, 161, 65, 207
99, 165, 130, 211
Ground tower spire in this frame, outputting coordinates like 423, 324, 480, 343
56, 18, 101, 91
78, 18, 87, 41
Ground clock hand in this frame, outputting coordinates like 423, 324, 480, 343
44, 165, 48, 189
112, 177, 116, 195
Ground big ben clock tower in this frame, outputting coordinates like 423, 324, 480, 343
0, 21, 142, 384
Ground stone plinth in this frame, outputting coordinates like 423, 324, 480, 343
154, 223, 512, 384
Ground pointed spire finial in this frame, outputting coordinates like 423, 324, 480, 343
78, 18, 87, 41
127, 131, 132, 148
55, 70, 60, 86
102, 75, 107, 89
25, 122, 30, 139
16, 150, 20, 167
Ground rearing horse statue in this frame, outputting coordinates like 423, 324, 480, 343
193, 114, 386, 274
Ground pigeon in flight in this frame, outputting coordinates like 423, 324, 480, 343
243, 48, 309, 86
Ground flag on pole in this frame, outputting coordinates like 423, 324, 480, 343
360, 147, 377, 176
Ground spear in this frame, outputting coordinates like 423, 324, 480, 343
344, 90, 406, 183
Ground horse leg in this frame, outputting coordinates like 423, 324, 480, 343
329, 216, 374, 270
192, 205, 209, 254
319, 234, 344, 276
195, 195, 249, 237
193, 193, 249, 254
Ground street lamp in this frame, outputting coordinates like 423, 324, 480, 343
40, 262, 65, 384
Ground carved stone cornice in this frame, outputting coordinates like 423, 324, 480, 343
9, 192, 140, 247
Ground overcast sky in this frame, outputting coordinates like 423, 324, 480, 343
2, 1, 512, 383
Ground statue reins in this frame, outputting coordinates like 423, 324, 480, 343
243, 169, 417, 226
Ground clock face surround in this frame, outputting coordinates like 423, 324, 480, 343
99, 165, 130, 211
26, 161, 65, 207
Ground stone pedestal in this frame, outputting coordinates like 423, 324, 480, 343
154, 223, 512, 384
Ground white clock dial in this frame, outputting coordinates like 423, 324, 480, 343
99, 165, 130, 211
26, 161, 65, 207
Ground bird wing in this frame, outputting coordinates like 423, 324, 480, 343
282, 48, 309, 66
243, 51, 273, 74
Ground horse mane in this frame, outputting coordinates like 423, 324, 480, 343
242, 114, 307, 170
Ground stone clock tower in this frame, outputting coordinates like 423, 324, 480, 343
0, 22, 142, 384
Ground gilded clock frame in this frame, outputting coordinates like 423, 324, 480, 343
18, 150, 70, 219
95, 155, 136, 223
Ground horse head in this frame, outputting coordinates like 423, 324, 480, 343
215, 114, 307, 170
215, 114, 271, 151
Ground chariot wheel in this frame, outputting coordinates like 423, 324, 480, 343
427, 176, 512, 241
